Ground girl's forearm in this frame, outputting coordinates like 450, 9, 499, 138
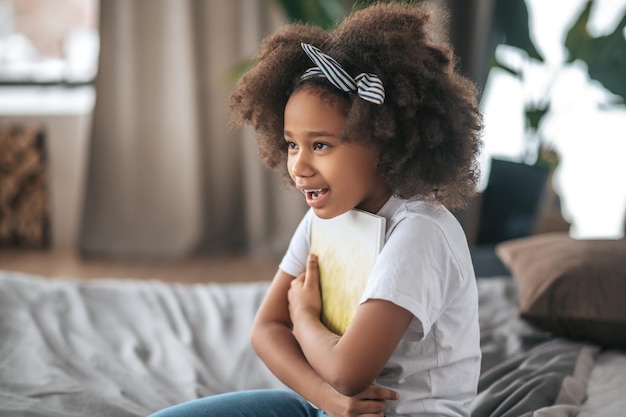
291, 310, 366, 396
251, 320, 331, 407
252, 320, 399, 416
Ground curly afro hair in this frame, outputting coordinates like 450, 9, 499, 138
230, 2, 482, 210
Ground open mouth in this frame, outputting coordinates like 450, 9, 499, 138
304, 188, 328, 201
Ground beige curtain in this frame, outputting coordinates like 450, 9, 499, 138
80, 0, 306, 259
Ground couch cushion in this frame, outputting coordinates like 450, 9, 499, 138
496, 233, 626, 348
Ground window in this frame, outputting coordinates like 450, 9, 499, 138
0, 0, 99, 84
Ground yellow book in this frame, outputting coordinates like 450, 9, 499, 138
310, 209, 386, 336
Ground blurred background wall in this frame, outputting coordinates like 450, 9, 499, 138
1, 0, 625, 260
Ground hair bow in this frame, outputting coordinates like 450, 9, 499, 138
300, 43, 385, 105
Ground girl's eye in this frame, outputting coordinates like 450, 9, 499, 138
313, 142, 329, 151
285, 141, 298, 150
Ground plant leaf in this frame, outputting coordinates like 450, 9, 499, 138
492, 0, 543, 62
565, 1, 626, 104
525, 104, 550, 131
493, 58, 521, 78
270, 0, 345, 29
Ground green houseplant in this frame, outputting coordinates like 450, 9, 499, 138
490, 0, 626, 169
476, 0, 625, 244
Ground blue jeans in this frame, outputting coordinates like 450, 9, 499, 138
149, 389, 327, 417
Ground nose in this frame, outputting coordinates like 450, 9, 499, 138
289, 151, 314, 178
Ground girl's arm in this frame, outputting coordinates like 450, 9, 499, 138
288, 254, 414, 396
251, 268, 399, 415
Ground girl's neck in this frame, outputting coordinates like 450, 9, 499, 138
356, 189, 393, 214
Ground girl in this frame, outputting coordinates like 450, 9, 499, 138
151, 2, 482, 416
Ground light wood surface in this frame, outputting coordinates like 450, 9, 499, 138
0, 249, 279, 284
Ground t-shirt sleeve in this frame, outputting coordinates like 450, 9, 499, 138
278, 209, 313, 277
360, 215, 462, 341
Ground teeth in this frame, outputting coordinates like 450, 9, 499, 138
304, 189, 323, 200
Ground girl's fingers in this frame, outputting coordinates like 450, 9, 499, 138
305, 254, 319, 286
361, 385, 399, 401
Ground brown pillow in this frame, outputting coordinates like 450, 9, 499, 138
495, 233, 626, 349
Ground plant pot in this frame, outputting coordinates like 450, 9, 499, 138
476, 158, 550, 245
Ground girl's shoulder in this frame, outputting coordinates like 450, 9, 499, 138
384, 197, 453, 230
385, 197, 469, 253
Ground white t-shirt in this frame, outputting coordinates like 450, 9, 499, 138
279, 196, 481, 417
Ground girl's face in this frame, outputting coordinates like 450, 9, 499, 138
284, 88, 391, 219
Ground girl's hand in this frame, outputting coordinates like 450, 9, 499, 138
288, 254, 322, 323
321, 383, 399, 417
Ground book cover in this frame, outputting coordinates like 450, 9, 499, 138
310, 209, 386, 336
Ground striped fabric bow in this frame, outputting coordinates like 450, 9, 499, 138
300, 43, 385, 105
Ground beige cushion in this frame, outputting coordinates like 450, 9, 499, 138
495, 233, 626, 349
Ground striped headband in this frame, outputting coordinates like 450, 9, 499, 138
300, 43, 385, 105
